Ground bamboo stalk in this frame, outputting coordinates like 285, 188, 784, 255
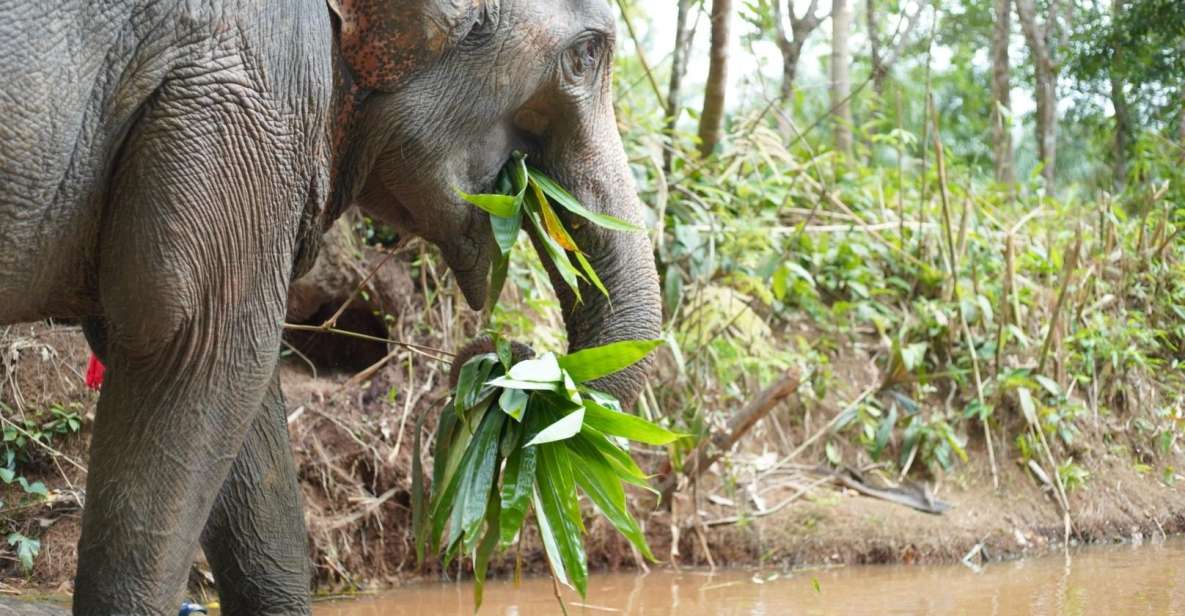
1037, 228, 1082, 375
994, 234, 1016, 374
933, 125, 998, 490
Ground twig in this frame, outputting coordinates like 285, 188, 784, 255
320, 250, 397, 330
323, 487, 399, 530
282, 339, 319, 379
283, 323, 453, 362
994, 234, 1016, 373
703, 475, 831, 526
760, 385, 877, 480
0, 403, 87, 474
552, 575, 571, 616
614, 0, 665, 109
796, 173, 931, 269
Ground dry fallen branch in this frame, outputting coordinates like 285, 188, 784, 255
658, 367, 802, 501
702, 475, 831, 527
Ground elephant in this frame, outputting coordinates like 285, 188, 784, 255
0, 0, 662, 614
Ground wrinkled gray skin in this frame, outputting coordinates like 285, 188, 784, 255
0, 0, 661, 613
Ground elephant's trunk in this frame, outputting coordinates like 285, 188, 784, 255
535, 102, 662, 408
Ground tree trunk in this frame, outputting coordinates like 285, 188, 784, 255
1015, 0, 1058, 191
664, 0, 695, 172
698, 0, 733, 157
778, 39, 807, 101
1178, 87, 1185, 155
990, 0, 1015, 184
867, 0, 885, 95
772, 0, 824, 103
1109, 0, 1131, 187
1110, 74, 1131, 188
830, 0, 853, 156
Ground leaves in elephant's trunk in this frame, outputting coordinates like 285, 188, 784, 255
414, 338, 682, 611
457, 152, 641, 313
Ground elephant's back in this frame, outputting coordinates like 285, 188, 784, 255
0, 596, 68, 616
0, 0, 335, 323
0, 0, 167, 321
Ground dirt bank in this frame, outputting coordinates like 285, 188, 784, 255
2, 318, 1183, 597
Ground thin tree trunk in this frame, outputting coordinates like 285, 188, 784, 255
1016, 0, 1058, 191
990, 0, 1015, 184
1109, 0, 1131, 187
830, 0, 853, 156
664, 0, 695, 173
698, 0, 733, 157
772, 0, 825, 103
778, 39, 806, 101
1178, 87, 1185, 153
1110, 74, 1131, 187
867, 0, 885, 95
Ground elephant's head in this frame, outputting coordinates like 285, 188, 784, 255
337, 0, 661, 405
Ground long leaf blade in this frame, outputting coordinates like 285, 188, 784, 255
457, 189, 520, 218
575, 428, 652, 490
582, 400, 681, 445
573, 250, 610, 300
524, 408, 585, 447
565, 439, 656, 561
473, 486, 502, 610
458, 411, 506, 549
527, 167, 644, 233
524, 200, 584, 302
533, 443, 588, 596
499, 387, 529, 421
431, 405, 490, 550
490, 208, 523, 256
533, 182, 578, 251
558, 339, 664, 383
507, 352, 563, 383
485, 376, 561, 391
499, 445, 537, 546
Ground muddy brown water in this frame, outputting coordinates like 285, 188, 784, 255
309, 540, 1185, 615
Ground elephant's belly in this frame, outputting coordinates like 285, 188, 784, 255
0, 66, 105, 322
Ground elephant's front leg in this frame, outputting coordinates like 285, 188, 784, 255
71, 69, 313, 614
73, 310, 284, 615
200, 373, 311, 616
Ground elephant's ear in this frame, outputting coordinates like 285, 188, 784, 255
335, 0, 486, 91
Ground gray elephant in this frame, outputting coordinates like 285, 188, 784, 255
0, 0, 661, 613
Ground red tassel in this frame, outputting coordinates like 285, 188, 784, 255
85, 354, 105, 391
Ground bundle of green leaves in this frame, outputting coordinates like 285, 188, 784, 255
419, 156, 676, 610
413, 338, 678, 607
457, 151, 642, 310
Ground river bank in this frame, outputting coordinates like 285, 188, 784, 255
2, 321, 1183, 599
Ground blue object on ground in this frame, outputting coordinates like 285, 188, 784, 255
178, 602, 207, 616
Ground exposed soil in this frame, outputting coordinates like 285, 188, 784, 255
2, 251, 1183, 598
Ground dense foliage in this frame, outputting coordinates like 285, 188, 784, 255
574, 0, 1183, 495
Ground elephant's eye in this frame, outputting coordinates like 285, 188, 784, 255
566, 35, 605, 79
460, 1, 499, 48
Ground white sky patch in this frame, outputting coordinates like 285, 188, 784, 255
622, 0, 1044, 141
